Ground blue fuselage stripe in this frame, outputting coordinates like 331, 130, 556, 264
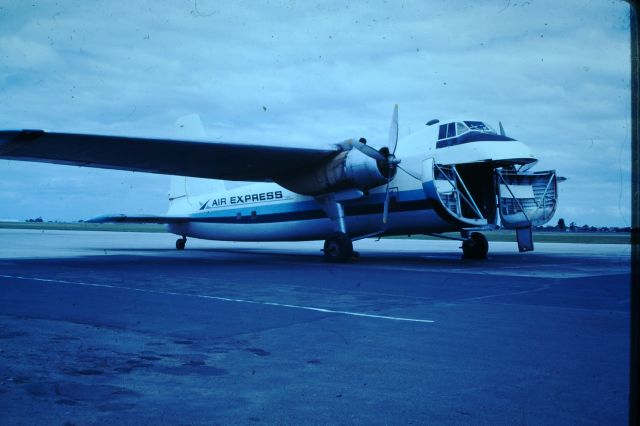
187, 189, 433, 224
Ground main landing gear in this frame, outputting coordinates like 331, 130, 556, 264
176, 236, 187, 250
462, 232, 488, 259
323, 232, 353, 263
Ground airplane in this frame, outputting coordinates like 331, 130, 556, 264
0, 106, 558, 262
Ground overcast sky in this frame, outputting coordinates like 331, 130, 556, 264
0, 0, 631, 227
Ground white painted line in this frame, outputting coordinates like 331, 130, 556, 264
0, 274, 434, 324
367, 264, 621, 279
459, 284, 550, 301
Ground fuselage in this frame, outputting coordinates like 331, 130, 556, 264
167, 120, 558, 242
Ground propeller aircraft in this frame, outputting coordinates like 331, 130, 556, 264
0, 106, 558, 262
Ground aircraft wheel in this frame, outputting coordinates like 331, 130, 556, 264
176, 237, 186, 250
323, 233, 353, 263
462, 232, 488, 259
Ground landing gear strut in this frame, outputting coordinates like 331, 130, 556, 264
323, 232, 353, 263
176, 236, 187, 250
462, 232, 488, 259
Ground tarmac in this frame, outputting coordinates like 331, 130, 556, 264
0, 229, 631, 425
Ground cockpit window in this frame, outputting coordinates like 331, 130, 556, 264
456, 122, 469, 135
436, 120, 514, 149
438, 124, 447, 140
439, 122, 468, 140
464, 121, 495, 133
446, 123, 455, 138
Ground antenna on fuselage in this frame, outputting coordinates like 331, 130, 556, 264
499, 121, 506, 136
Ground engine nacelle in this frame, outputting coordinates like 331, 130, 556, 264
276, 149, 394, 195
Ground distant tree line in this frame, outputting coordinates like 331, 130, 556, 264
533, 218, 631, 233
24, 218, 65, 223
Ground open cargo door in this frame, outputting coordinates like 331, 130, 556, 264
497, 169, 558, 252
421, 158, 489, 228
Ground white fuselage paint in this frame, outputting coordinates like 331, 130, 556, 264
167, 127, 537, 242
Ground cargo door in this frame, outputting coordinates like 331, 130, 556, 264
497, 169, 557, 251
421, 158, 489, 228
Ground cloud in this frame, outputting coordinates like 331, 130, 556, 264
0, 0, 632, 227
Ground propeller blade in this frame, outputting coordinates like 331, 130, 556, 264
349, 139, 387, 161
498, 121, 505, 136
388, 104, 399, 154
382, 179, 391, 225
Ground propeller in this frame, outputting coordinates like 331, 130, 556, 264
347, 105, 401, 226
388, 103, 399, 154
347, 104, 401, 172
349, 138, 386, 161
381, 104, 399, 225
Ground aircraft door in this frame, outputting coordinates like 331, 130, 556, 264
497, 169, 557, 228
421, 158, 489, 228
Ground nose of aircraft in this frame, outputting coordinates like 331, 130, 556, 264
434, 139, 536, 167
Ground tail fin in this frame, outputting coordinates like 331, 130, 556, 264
169, 114, 225, 208
174, 113, 207, 139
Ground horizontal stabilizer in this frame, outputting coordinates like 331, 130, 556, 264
86, 214, 190, 224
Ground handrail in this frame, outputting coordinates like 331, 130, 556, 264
433, 163, 481, 218
497, 171, 531, 223
452, 165, 484, 219
537, 174, 555, 211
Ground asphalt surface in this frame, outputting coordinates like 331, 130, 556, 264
0, 229, 631, 425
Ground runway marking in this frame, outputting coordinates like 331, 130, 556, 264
365, 264, 624, 279
0, 274, 434, 324
459, 285, 551, 301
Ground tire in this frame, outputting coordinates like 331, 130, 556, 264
176, 238, 186, 250
323, 233, 353, 263
462, 232, 488, 259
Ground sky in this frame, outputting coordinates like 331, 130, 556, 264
0, 0, 632, 227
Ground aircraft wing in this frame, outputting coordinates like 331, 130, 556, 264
0, 130, 339, 181
85, 214, 190, 224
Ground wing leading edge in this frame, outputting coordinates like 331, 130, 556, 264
0, 130, 339, 181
